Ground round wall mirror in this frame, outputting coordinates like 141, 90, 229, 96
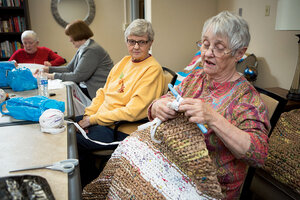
51, 0, 95, 28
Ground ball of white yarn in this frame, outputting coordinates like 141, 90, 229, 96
39, 109, 65, 134
0, 89, 6, 103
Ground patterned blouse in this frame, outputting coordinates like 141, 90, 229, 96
152, 69, 270, 199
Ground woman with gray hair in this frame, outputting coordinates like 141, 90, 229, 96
82, 12, 270, 199
9, 30, 66, 66
149, 11, 270, 199
76, 19, 165, 188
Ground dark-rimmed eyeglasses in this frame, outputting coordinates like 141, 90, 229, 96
127, 39, 149, 47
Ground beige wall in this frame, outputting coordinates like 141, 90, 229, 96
28, 0, 300, 90
151, 0, 217, 72
218, 0, 300, 89
28, 0, 128, 64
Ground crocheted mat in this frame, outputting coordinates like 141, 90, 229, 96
83, 115, 223, 199
263, 109, 300, 194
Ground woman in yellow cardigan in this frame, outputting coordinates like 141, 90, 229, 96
76, 19, 165, 188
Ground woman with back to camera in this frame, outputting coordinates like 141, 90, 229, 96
38, 20, 114, 99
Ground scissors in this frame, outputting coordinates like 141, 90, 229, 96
9, 159, 78, 174
168, 83, 208, 134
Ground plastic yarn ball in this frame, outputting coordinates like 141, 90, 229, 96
0, 89, 6, 103
39, 109, 65, 134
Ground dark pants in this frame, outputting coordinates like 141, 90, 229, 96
78, 84, 91, 100
75, 116, 128, 189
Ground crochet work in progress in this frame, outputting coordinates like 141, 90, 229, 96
83, 115, 223, 199
263, 109, 300, 194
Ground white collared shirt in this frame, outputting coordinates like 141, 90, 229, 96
77, 39, 91, 58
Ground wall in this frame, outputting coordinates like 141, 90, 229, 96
217, 0, 300, 89
151, 0, 217, 72
28, 0, 128, 65
27, 0, 300, 90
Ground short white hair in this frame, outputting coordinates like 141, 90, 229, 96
21, 30, 39, 42
124, 19, 154, 42
202, 11, 250, 55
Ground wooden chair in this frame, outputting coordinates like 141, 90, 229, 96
239, 86, 287, 199
92, 66, 177, 157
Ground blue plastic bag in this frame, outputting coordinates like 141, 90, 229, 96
7, 67, 38, 91
0, 61, 15, 87
0, 96, 65, 122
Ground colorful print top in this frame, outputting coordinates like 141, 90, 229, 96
155, 69, 270, 199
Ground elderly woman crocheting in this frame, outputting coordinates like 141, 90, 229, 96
149, 11, 270, 199
82, 11, 270, 200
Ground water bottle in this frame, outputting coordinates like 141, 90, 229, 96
38, 69, 49, 97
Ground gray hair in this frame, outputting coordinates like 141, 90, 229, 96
21, 30, 39, 42
201, 11, 250, 55
124, 19, 154, 42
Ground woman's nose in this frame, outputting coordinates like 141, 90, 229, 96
133, 42, 140, 49
205, 47, 214, 57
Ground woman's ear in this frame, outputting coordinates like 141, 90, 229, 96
235, 47, 247, 62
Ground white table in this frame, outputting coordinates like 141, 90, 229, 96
0, 84, 81, 199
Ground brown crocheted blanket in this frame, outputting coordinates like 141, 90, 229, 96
82, 115, 223, 199
263, 109, 300, 194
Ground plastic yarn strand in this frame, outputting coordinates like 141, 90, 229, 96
65, 120, 121, 146
168, 84, 207, 134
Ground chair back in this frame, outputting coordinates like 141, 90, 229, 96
255, 87, 287, 136
239, 87, 287, 199
162, 66, 177, 94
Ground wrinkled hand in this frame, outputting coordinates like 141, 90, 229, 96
42, 66, 50, 73
78, 116, 91, 133
178, 98, 216, 126
34, 67, 50, 77
33, 69, 39, 77
151, 98, 178, 122
45, 73, 54, 80
44, 61, 52, 66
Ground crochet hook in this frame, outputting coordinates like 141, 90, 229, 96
168, 83, 208, 134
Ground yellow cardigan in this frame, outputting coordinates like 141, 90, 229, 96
84, 55, 165, 134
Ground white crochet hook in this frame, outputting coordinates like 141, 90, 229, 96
168, 84, 208, 134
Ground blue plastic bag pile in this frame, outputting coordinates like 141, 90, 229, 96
0, 61, 37, 91
0, 96, 65, 122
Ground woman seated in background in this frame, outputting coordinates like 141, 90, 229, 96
83, 11, 270, 200
76, 19, 165, 188
9, 30, 66, 66
38, 20, 114, 99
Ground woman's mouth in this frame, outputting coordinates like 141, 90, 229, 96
205, 59, 215, 65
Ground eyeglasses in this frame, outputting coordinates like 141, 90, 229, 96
200, 42, 232, 58
196, 40, 202, 48
127, 39, 150, 47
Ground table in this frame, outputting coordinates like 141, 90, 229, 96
0, 83, 74, 127
266, 87, 300, 112
0, 84, 81, 199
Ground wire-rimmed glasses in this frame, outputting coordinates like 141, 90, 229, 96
197, 40, 232, 58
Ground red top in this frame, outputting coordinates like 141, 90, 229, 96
9, 47, 66, 66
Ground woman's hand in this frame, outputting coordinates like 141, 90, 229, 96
151, 98, 178, 122
178, 98, 217, 126
45, 73, 54, 80
42, 66, 50, 73
78, 115, 91, 131
44, 61, 52, 66
34, 67, 50, 76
